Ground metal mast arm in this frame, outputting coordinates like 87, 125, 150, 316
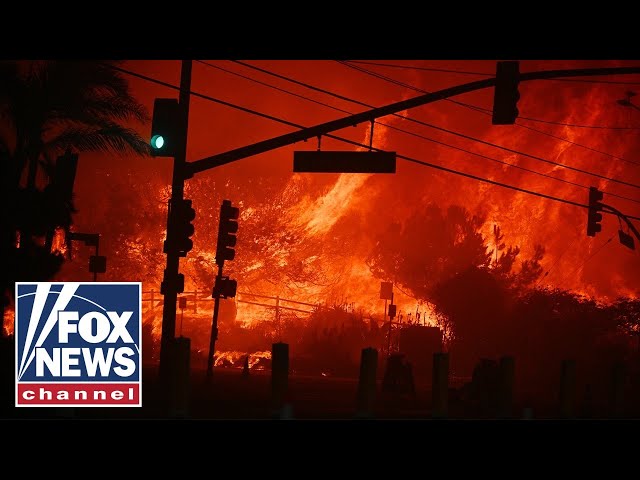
186, 66, 640, 177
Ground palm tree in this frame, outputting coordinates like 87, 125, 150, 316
1, 60, 149, 187
0, 60, 151, 334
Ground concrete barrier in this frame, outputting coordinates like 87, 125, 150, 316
356, 347, 378, 418
432, 352, 449, 419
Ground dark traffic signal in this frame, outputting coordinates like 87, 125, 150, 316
89, 255, 107, 274
166, 198, 196, 257
213, 276, 237, 299
216, 200, 239, 266
52, 150, 79, 202
587, 187, 604, 237
161, 272, 184, 294
150, 98, 183, 157
492, 61, 520, 125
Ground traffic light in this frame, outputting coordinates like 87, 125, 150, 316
161, 272, 185, 294
168, 198, 196, 257
213, 276, 237, 299
52, 150, 79, 202
587, 187, 604, 237
492, 61, 520, 125
89, 255, 107, 274
216, 200, 239, 266
150, 98, 183, 157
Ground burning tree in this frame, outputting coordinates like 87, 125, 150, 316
366, 203, 496, 300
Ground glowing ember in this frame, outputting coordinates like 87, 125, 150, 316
214, 350, 272, 369
3, 306, 14, 337
51, 228, 68, 256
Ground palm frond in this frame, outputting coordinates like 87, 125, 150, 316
46, 93, 148, 124
0, 62, 29, 136
39, 61, 131, 99
32, 61, 146, 127
3, 61, 150, 168
0, 61, 21, 100
45, 123, 151, 157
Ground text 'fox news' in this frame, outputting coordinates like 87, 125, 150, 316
15, 282, 142, 407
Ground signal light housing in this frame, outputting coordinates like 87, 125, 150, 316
587, 187, 604, 237
216, 200, 239, 266
165, 198, 196, 257
150, 98, 182, 157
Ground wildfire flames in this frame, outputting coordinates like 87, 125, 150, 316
213, 350, 271, 369
5, 60, 640, 358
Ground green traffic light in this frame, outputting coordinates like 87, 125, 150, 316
151, 134, 165, 149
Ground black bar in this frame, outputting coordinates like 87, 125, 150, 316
293, 151, 396, 173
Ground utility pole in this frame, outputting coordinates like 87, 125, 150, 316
159, 60, 192, 383
207, 266, 223, 377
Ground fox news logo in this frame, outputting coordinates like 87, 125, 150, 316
15, 282, 142, 407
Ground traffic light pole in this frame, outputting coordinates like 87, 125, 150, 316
207, 267, 223, 377
159, 60, 192, 382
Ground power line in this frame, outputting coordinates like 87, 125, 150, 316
231, 60, 371, 109
199, 60, 640, 206
436, 100, 640, 132
108, 63, 640, 222
514, 115, 640, 131
338, 60, 492, 115
559, 235, 616, 284
345, 60, 640, 86
229, 60, 640, 201
512, 121, 640, 167
347, 60, 495, 76
346, 61, 640, 130
238, 60, 640, 180
106, 63, 302, 130
338, 60, 640, 170
421, 100, 640, 165
195, 60, 355, 115
535, 237, 579, 286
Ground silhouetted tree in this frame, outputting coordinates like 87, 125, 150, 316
0, 60, 149, 332
365, 203, 553, 375
432, 265, 509, 371
612, 297, 640, 341
508, 288, 624, 396
366, 204, 491, 301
